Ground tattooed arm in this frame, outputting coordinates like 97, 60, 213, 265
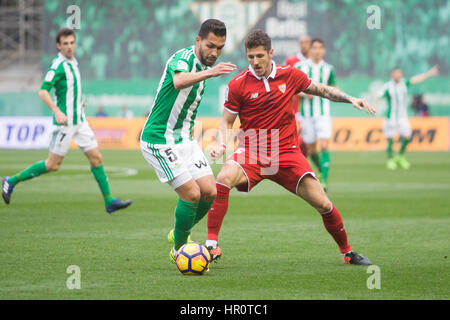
303, 81, 377, 114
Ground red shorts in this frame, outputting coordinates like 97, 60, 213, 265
227, 146, 316, 194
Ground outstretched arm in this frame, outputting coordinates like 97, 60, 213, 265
409, 65, 439, 85
303, 81, 376, 114
173, 62, 237, 90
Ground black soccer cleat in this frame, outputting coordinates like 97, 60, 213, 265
2, 176, 15, 205
106, 198, 132, 213
343, 251, 372, 265
206, 245, 222, 263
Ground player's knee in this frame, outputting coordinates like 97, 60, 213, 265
183, 187, 201, 203
45, 159, 61, 172
320, 143, 329, 151
306, 144, 316, 156
89, 152, 103, 167
216, 171, 232, 188
316, 199, 332, 214
316, 200, 332, 214
201, 186, 217, 202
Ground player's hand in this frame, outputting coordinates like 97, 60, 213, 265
209, 62, 237, 77
210, 143, 227, 161
428, 65, 439, 76
350, 98, 376, 115
55, 110, 68, 125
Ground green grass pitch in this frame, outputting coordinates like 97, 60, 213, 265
0, 149, 449, 299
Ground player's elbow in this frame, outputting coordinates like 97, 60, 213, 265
172, 73, 187, 90
38, 89, 48, 99
173, 81, 186, 91
173, 84, 183, 90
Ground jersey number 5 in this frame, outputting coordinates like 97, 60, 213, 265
164, 148, 178, 162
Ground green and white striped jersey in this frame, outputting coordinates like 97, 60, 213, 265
41, 52, 85, 126
141, 46, 210, 145
379, 78, 411, 120
295, 59, 336, 118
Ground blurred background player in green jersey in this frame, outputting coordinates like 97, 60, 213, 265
377, 65, 439, 170
295, 39, 336, 192
1, 28, 132, 214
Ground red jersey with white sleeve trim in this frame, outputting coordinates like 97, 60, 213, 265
224, 61, 312, 153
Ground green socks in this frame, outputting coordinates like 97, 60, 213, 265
399, 137, 410, 155
91, 165, 114, 206
8, 160, 48, 186
319, 151, 331, 182
193, 200, 213, 226
173, 199, 212, 250
387, 137, 410, 158
8, 162, 115, 207
387, 138, 394, 159
174, 199, 199, 250
309, 153, 321, 172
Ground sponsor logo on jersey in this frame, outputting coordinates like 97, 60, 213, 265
250, 93, 259, 99
177, 60, 189, 71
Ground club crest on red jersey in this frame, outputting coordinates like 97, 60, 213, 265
278, 83, 286, 93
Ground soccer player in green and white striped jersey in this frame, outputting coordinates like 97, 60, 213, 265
139, 19, 236, 262
377, 65, 438, 170
295, 39, 336, 191
1, 28, 132, 213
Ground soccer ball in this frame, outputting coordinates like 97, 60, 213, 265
176, 242, 211, 275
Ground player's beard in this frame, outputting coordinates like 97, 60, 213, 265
198, 46, 217, 66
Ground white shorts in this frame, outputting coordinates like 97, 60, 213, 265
140, 139, 213, 189
49, 121, 98, 156
383, 118, 411, 139
300, 116, 332, 144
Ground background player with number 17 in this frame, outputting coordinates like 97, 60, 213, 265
1, 28, 132, 214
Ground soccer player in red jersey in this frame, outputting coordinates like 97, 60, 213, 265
206, 30, 376, 265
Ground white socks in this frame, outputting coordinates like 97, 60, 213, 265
205, 240, 217, 248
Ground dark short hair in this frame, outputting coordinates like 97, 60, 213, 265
198, 19, 227, 39
391, 66, 402, 72
245, 29, 271, 52
56, 28, 75, 44
311, 38, 325, 47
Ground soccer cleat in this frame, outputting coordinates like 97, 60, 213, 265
343, 251, 372, 265
386, 158, 397, 170
395, 155, 410, 170
170, 247, 177, 264
106, 198, 132, 213
1, 176, 14, 205
206, 245, 222, 262
167, 229, 193, 244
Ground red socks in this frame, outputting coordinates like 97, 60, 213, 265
207, 183, 231, 242
321, 205, 352, 254
207, 183, 351, 255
